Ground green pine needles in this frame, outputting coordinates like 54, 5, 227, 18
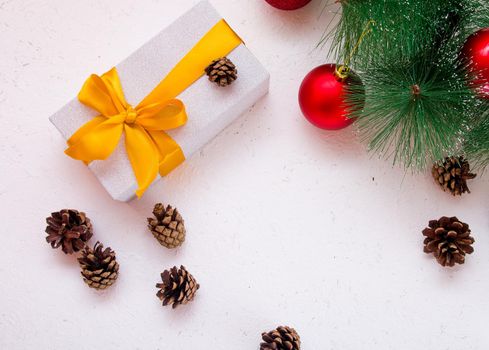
327, 0, 489, 170
327, 0, 465, 66
465, 103, 489, 169
347, 48, 477, 169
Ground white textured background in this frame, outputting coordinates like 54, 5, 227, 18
1, 0, 488, 349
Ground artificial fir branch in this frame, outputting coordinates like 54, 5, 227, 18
463, 0, 489, 35
324, 0, 489, 170
346, 46, 478, 169
327, 0, 467, 67
464, 103, 489, 170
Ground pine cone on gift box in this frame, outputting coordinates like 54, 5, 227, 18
261, 326, 301, 350
45, 209, 93, 254
432, 156, 476, 196
422, 216, 475, 267
147, 203, 185, 249
156, 266, 199, 308
78, 242, 119, 290
205, 57, 238, 87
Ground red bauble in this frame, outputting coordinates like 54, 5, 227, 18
462, 27, 489, 98
298, 64, 364, 130
265, 0, 312, 11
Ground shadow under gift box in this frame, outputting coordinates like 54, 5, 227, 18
50, 0, 270, 202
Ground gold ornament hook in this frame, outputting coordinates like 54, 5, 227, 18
335, 19, 376, 79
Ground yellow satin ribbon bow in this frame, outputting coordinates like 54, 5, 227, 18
65, 20, 242, 198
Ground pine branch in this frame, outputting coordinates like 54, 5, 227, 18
327, 0, 484, 67
464, 103, 489, 170
346, 46, 478, 170
324, 0, 489, 170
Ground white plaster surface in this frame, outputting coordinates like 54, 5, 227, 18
1, 0, 488, 349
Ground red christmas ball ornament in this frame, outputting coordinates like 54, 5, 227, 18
264, 0, 312, 11
298, 64, 364, 130
462, 27, 489, 99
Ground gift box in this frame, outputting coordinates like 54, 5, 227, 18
50, 0, 269, 202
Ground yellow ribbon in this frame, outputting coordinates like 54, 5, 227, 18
65, 20, 242, 198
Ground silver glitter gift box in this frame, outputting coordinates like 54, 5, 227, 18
50, 1, 269, 201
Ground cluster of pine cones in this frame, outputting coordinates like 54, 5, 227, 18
425, 156, 477, 267
45, 209, 119, 290
146, 204, 200, 308
44, 204, 200, 309
43, 153, 479, 346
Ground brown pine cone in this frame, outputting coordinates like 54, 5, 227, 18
45, 209, 93, 254
156, 266, 199, 309
205, 57, 238, 87
432, 156, 476, 196
78, 242, 119, 290
147, 203, 185, 249
261, 326, 301, 350
422, 216, 475, 267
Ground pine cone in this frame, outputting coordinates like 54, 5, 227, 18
205, 57, 238, 87
261, 326, 301, 350
45, 209, 93, 254
156, 266, 199, 308
422, 216, 475, 267
432, 156, 476, 196
147, 203, 185, 249
78, 242, 119, 290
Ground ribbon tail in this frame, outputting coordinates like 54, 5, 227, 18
147, 130, 185, 176
124, 124, 160, 198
